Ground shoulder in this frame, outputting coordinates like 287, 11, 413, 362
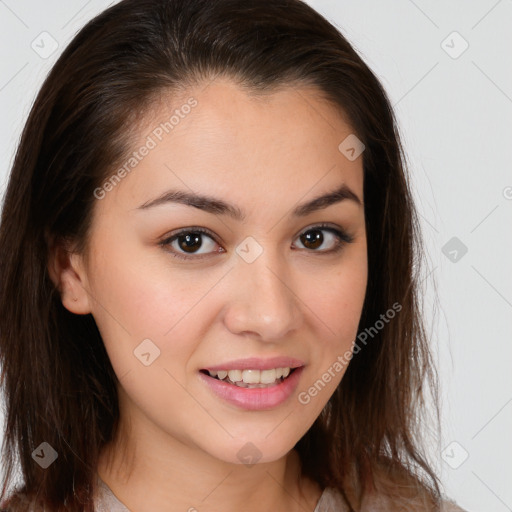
440, 497, 468, 512
94, 476, 131, 512
314, 486, 469, 512
314, 487, 351, 511
360, 489, 469, 512
327, 459, 469, 512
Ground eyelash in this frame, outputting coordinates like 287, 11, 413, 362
159, 223, 354, 261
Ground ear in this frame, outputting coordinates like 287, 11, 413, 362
47, 238, 92, 315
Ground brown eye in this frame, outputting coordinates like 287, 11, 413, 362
177, 233, 203, 253
160, 228, 220, 260
294, 225, 353, 253
160, 224, 353, 262
299, 229, 324, 250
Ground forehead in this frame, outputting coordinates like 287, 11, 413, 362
159, 78, 357, 155
97, 77, 364, 215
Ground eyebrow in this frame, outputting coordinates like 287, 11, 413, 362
137, 182, 362, 220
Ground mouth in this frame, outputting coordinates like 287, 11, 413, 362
199, 366, 300, 389
198, 365, 305, 410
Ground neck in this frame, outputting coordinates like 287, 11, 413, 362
96, 411, 322, 512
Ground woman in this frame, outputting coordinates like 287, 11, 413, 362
0, 0, 467, 510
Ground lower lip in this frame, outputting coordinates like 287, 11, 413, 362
199, 367, 304, 411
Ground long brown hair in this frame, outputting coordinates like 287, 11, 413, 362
0, 0, 441, 510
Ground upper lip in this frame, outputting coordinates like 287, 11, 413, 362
202, 356, 305, 372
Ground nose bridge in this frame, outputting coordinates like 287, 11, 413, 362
224, 239, 301, 340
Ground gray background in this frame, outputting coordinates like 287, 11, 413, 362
1, 1, 511, 510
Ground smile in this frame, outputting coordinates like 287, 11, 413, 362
199, 366, 304, 410
204, 367, 293, 387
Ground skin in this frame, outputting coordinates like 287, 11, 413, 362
49, 77, 368, 512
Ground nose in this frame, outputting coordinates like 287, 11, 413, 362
222, 248, 302, 341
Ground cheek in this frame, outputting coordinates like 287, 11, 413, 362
308, 251, 368, 345
85, 235, 220, 377
295, 259, 367, 411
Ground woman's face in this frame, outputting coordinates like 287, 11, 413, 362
64, 78, 367, 466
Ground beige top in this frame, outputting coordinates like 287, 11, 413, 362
94, 476, 468, 512
94, 476, 347, 511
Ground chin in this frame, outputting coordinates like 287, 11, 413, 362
207, 437, 295, 466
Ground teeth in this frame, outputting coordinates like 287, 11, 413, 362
243, 369, 261, 384
260, 369, 277, 384
207, 367, 293, 385
227, 369, 242, 382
